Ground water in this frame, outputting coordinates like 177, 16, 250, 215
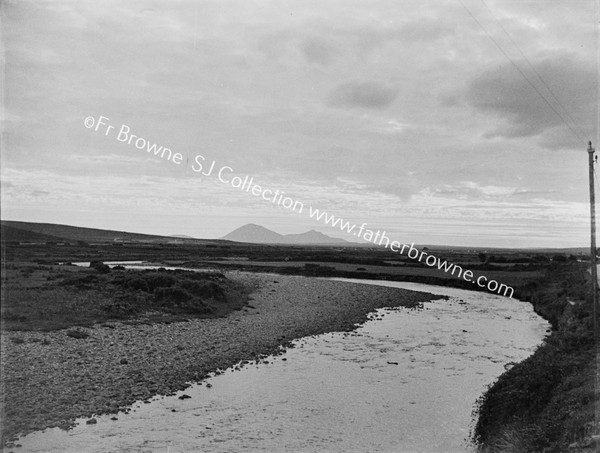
69, 261, 219, 272
14, 279, 549, 453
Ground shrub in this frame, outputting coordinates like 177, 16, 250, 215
153, 287, 214, 314
154, 287, 193, 304
59, 274, 99, 289
179, 280, 224, 300
144, 273, 176, 291
89, 261, 110, 274
102, 298, 139, 316
125, 278, 150, 292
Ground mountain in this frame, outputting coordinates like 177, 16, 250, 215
284, 229, 348, 245
1, 221, 223, 245
222, 224, 285, 244
2, 220, 348, 246
222, 224, 348, 245
1, 224, 68, 243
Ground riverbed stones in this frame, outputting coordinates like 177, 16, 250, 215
2, 272, 435, 444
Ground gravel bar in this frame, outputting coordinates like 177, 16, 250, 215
1, 272, 439, 445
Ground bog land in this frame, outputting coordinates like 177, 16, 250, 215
0, 220, 597, 452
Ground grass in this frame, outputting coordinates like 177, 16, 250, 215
3, 243, 592, 451
205, 259, 543, 281
1, 263, 251, 331
473, 263, 597, 452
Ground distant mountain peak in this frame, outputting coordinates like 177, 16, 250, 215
221, 224, 348, 245
222, 224, 285, 244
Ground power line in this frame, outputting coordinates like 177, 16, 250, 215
479, 0, 591, 141
596, 0, 600, 147
458, 0, 588, 144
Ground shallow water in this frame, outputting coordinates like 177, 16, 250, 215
70, 261, 219, 272
15, 279, 549, 453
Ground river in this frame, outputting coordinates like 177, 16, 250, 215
14, 277, 549, 453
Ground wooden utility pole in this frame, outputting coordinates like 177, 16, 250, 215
589, 141, 598, 343
590, 141, 600, 446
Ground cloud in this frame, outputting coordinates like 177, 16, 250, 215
397, 18, 457, 43
328, 81, 398, 109
424, 181, 527, 200
3, 0, 594, 247
300, 37, 338, 65
420, 181, 562, 203
373, 118, 409, 134
362, 182, 414, 201
465, 52, 595, 146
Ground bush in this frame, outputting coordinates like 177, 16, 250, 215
153, 287, 213, 314
125, 278, 150, 292
154, 287, 193, 304
59, 274, 100, 289
89, 261, 110, 274
28, 267, 241, 327
179, 280, 224, 300
102, 297, 140, 316
144, 273, 176, 291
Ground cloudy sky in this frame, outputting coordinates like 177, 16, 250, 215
2, 0, 598, 247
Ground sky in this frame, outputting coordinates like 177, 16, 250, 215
1, 0, 598, 248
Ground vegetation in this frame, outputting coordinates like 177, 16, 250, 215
2, 263, 251, 331
2, 221, 596, 451
473, 263, 597, 452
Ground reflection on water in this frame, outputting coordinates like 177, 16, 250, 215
16, 280, 549, 453
70, 261, 218, 272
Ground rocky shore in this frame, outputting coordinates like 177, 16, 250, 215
1, 272, 438, 446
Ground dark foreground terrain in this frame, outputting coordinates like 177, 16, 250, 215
473, 262, 597, 452
1, 222, 598, 451
2, 263, 250, 331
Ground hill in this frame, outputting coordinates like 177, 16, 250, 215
284, 229, 348, 245
0, 221, 223, 245
222, 224, 285, 244
222, 224, 348, 245
1, 225, 68, 243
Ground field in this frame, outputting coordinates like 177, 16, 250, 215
1, 221, 597, 451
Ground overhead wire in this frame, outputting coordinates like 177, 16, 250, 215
478, 0, 591, 142
457, 0, 588, 144
596, 0, 599, 148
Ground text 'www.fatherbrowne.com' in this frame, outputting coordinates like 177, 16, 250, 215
84, 115, 515, 298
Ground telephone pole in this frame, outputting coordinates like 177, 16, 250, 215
590, 141, 600, 446
589, 141, 598, 343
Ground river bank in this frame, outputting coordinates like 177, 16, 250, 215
1, 271, 436, 447
473, 263, 597, 452
12, 280, 549, 453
